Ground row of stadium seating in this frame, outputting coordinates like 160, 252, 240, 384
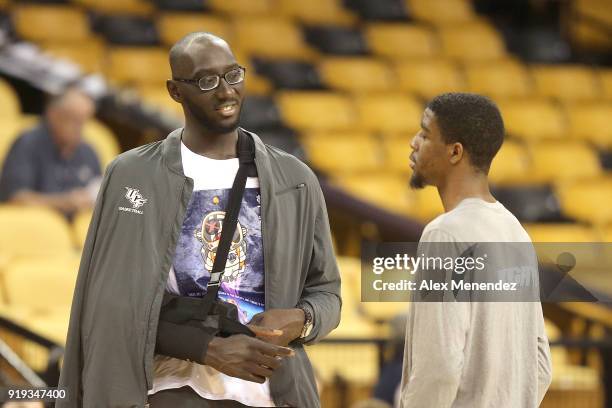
3, 76, 612, 147
2, 0, 487, 27
2, 4, 612, 99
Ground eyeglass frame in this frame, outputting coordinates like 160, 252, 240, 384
172, 66, 247, 91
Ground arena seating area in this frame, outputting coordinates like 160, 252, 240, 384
0, 0, 611, 406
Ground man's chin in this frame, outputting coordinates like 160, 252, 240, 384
209, 119, 240, 134
409, 173, 427, 189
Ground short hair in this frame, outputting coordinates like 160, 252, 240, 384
427, 93, 504, 173
46, 82, 92, 109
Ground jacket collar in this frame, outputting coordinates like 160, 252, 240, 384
161, 127, 273, 188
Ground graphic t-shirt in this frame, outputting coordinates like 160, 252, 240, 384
150, 142, 275, 407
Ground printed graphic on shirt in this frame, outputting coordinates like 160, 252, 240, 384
173, 188, 264, 324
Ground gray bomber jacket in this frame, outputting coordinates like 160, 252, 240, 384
57, 129, 342, 407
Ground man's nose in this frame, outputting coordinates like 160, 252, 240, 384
410, 135, 418, 150
215, 77, 235, 98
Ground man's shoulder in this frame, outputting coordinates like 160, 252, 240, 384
263, 143, 318, 182
11, 123, 49, 150
110, 140, 165, 169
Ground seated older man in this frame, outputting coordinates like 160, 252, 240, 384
0, 86, 101, 216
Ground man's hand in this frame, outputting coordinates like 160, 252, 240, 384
203, 334, 294, 383
248, 309, 305, 346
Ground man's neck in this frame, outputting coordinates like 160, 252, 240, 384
436, 170, 496, 213
182, 119, 239, 160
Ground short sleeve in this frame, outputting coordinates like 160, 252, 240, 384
0, 137, 37, 201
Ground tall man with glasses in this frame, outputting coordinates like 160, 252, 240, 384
58, 33, 341, 408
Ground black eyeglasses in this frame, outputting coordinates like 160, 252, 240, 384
173, 66, 246, 91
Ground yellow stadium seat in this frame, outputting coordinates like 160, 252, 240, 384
382, 137, 413, 173
557, 178, 612, 225
569, 0, 612, 52
465, 61, 533, 98
139, 86, 184, 119
208, 0, 274, 16
366, 23, 438, 59
302, 132, 382, 174
545, 319, 570, 367
327, 256, 386, 340
395, 60, 465, 99
439, 24, 507, 61
0, 206, 75, 259
567, 103, 612, 148
28, 311, 71, 345
355, 94, 422, 134
278, 0, 357, 26
307, 342, 379, 383
43, 42, 106, 74
531, 65, 600, 101
13, 5, 92, 44
333, 174, 418, 216
72, 209, 93, 248
497, 100, 566, 141
277, 92, 356, 131
73, 0, 153, 15
524, 223, 599, 242
156, 13, 231, 47
605, 226, 612, 242
360, 301, 409, 323
106, 48, 170, 86
599, 69, 612, 100
319, 58, 395, 93
337, 256, 361, 291
232, 17, 316, 60
406, 0, 477, 25
0, 79, 20, 119
3, 256, 80, 310
529, 141, 602, 183
488, 140, 531, 186
231, 49, 273, 96
83, 120, 121, 169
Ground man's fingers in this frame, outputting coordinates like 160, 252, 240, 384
245, 362, 275, 379
251, 351, 282, 370
255, 340, 295, 358
236, 370, 266, 384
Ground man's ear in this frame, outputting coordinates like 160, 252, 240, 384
449, 142, 463, 165
167, 80, 182, 103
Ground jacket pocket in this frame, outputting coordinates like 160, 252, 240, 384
275, 182, 306, 196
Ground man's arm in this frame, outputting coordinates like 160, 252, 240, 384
400, 302, 468, 408
155, 320, 294, 383
298, 182, 341, 343
400, 229, 468, 408
246, 181, 341, 346
10, 189, 93, 213
56, 159, 118, 407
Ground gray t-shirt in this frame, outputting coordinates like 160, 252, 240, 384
0, 122, 101, 201
400, 198, 552, 408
